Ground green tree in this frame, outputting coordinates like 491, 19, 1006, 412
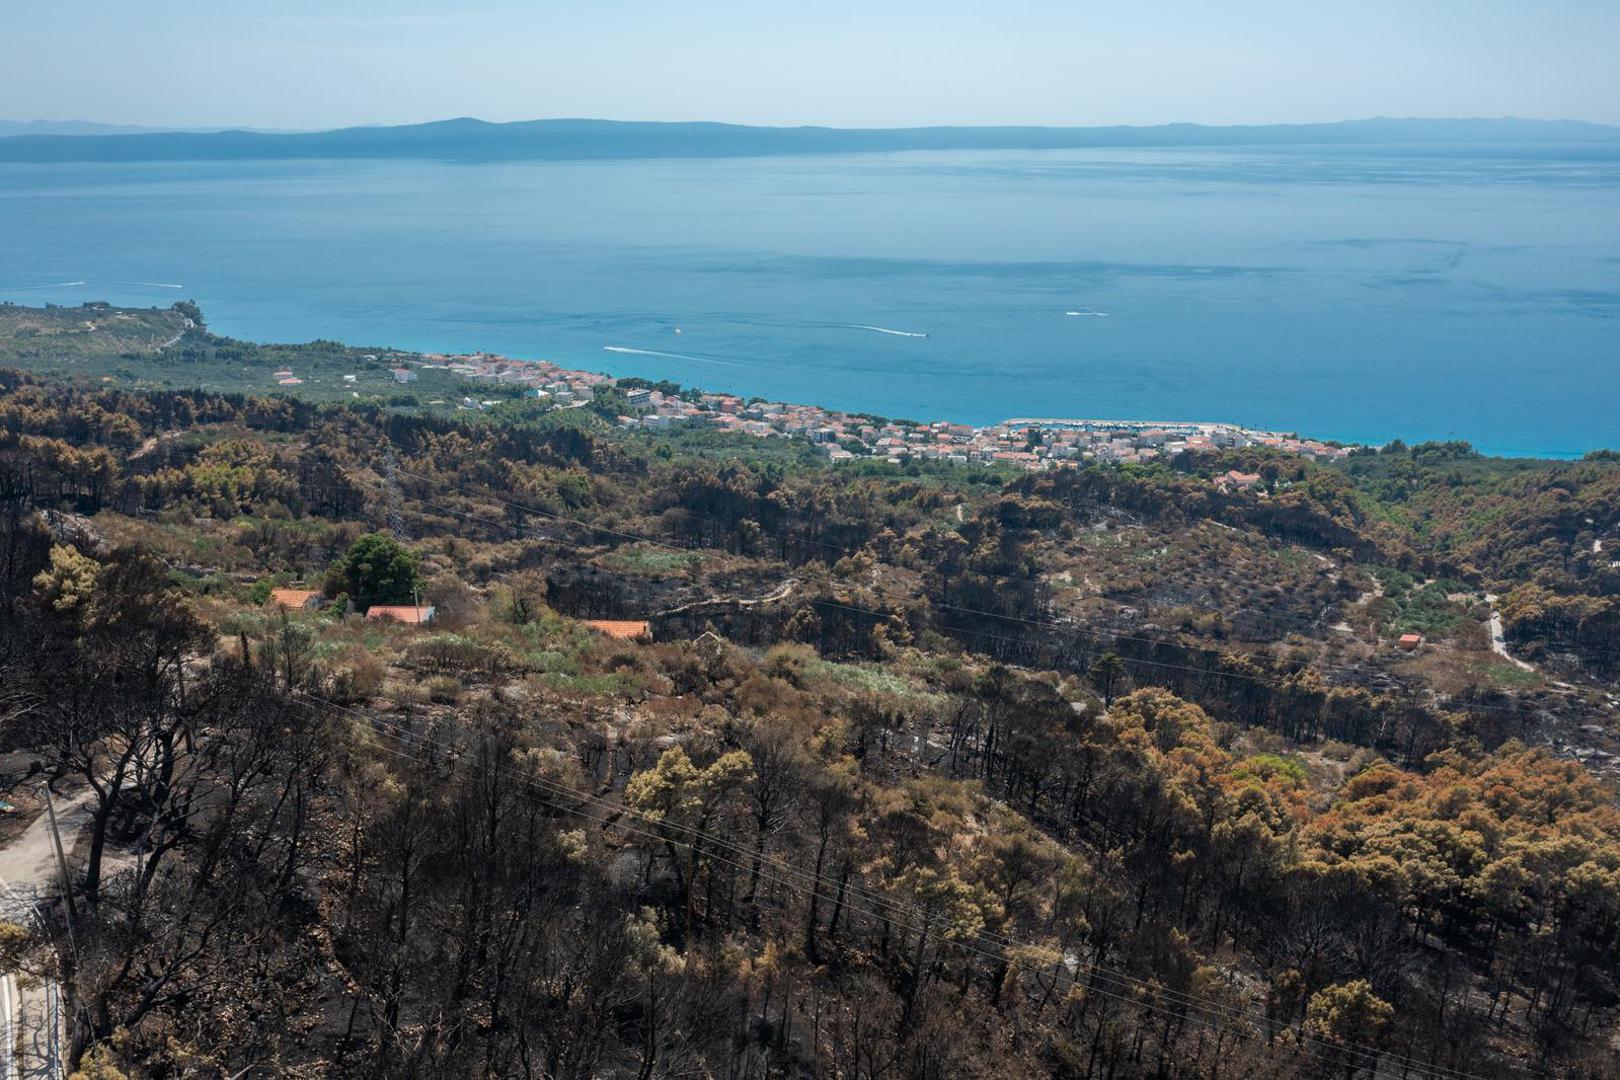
890, 865, 999, 1027
1307, 979, 1394, 1078
169, 299, 205, 328
34, 544, 102, 613
247, 577, 275, 606
1087, 650, 1127, 706
327, 533, 420, 611
625, 746, 754, 942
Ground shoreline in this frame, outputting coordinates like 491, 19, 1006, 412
1, 297, 1608, 462
408, 346, 1610, 465
413, 347, 1362, 471
252, 330, 1611, 464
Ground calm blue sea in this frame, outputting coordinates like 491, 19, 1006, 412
2, 146, 1617, 456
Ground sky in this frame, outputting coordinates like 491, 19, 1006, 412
4, 0, 1618, 130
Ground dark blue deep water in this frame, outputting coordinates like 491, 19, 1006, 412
2, 146, 1617, 456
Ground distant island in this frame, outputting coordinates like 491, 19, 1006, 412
2, 115, 1619, 163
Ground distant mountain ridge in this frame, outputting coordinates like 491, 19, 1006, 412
0, 120, 173, 137
1, 116, 1617, 163
0, 119, 305, 138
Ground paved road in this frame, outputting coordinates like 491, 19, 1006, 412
0, 973, 18, 1080
0, 790, 91, 1080
13, 983, 60, 1080
0, 791, 91, 921
1483, 592, 1537, 674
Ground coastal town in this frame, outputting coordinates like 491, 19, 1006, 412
404, 349, 1358, 472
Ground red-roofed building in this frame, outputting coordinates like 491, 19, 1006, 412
1397, 633, 1423, 651
1218, 470, 1262, 491
268, 588, 323, 612
585, 619, 652, 642
365, 605, 436, 625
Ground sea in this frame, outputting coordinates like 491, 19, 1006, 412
2, 145, 1617, 457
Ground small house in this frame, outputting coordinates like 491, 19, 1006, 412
1219, 470, 1262, 491
268, 588, 323, 612
585, 620, 652, 642
391, 368, 418, 383
1397, 633, 1423, 651
366, 605, 436, 625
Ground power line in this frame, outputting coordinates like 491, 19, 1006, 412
310, 692, 1497, 1080
295, 690, 1500, 1080
387, 461, 1387, 638
77, 417, 1584, 1073
98, 459, 1555, 1072
386, 468, 1335, 652
379, 469, 1573, 719
385, 470, 1276, 646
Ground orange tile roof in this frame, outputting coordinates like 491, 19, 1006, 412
268, 588, 321, 610
585, 619, 652, 641
365, 605, 435, 624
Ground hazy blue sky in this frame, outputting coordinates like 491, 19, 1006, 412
5, 0, 1617, 129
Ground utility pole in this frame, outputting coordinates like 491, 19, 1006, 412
382, 445, 408, 539
41, 785, 82, 1077
40, 787, 76, 931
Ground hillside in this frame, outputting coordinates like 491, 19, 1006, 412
0, 306, 1618, 1076
1, 116, 1618, 163
0, 300, 191, 359
0, 301, 460, 405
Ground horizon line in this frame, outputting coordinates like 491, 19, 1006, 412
6, 113, 1620, 137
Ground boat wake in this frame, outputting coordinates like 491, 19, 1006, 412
4, 279, 184, 292
3, 280, 87, 291
1065, 310, 1110, 317
604, 345, 745, 368
847, 324, 929, 338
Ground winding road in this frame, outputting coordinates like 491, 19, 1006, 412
1483, 592, 1537, 673
656, 577, 796, 618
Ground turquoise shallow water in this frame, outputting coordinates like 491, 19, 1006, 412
1, 146, 1617, 456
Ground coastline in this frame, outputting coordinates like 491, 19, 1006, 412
183, 310, 1614, 463
402, 346, 1615, 465
411, 347, 1359, 471
1, 297, 1609, 462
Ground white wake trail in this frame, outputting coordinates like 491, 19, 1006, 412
603, 345, 744, 368
847, 324, 929, 338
